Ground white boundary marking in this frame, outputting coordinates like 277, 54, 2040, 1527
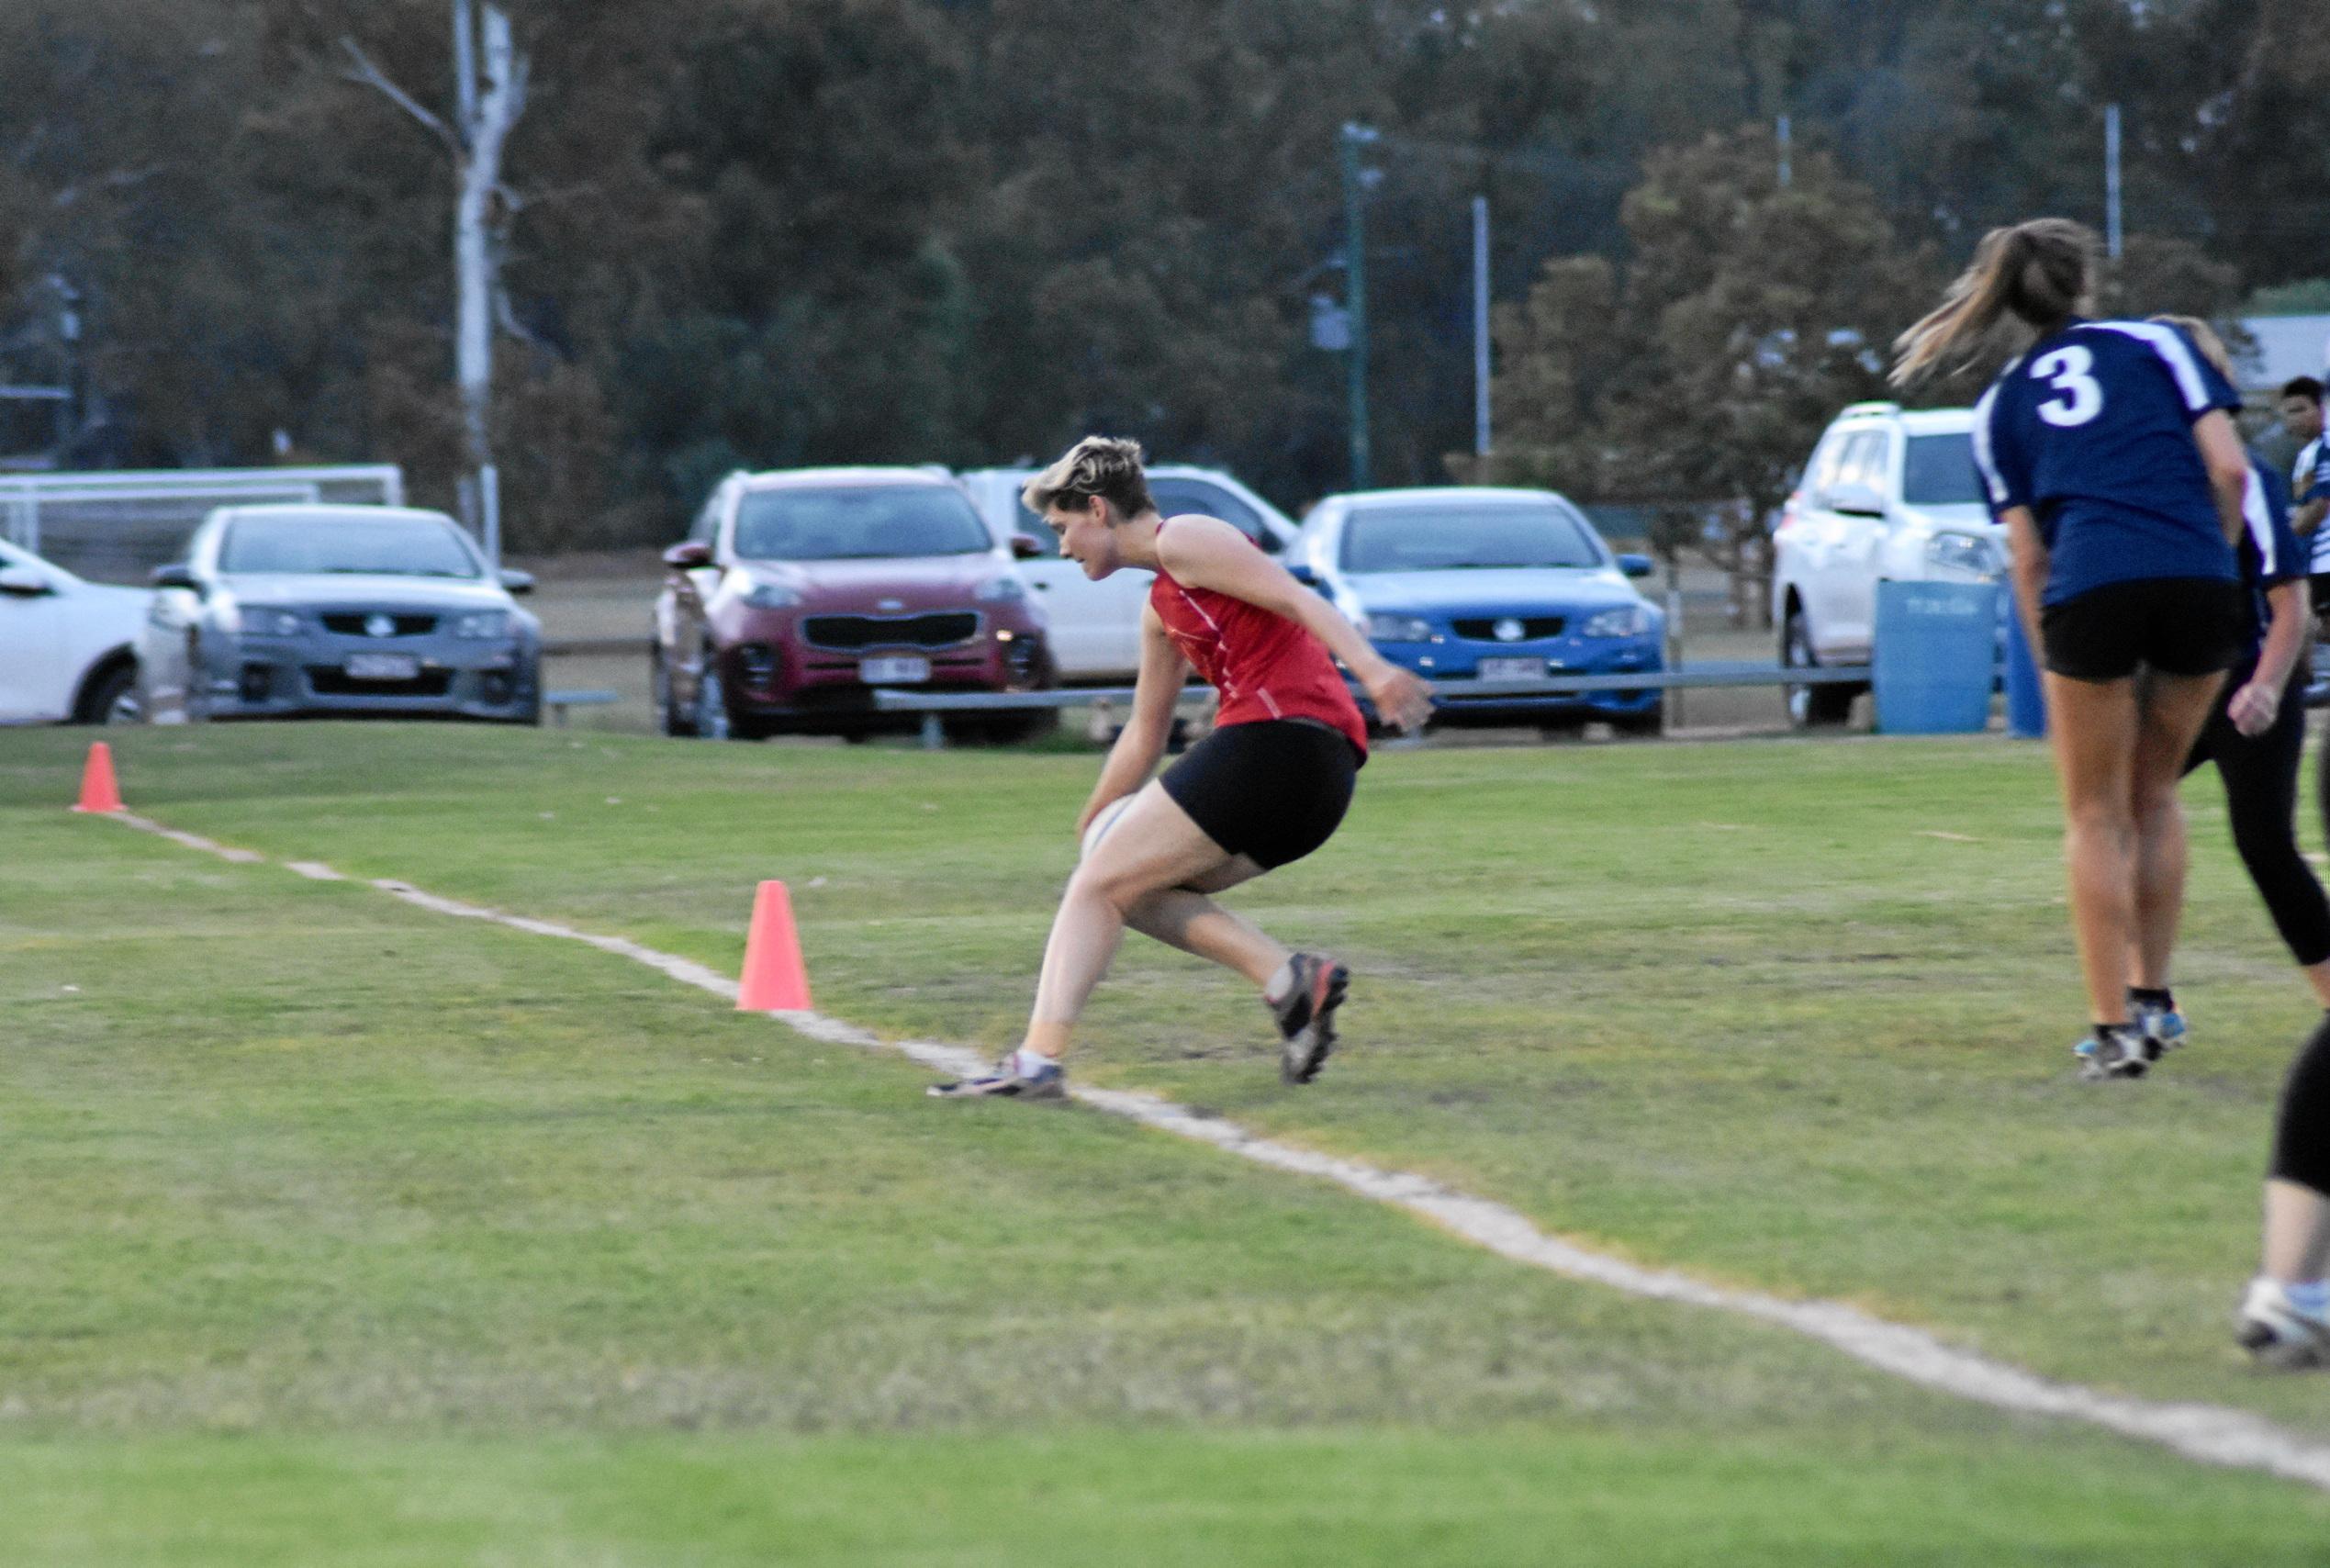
94, 808, 2330, 1491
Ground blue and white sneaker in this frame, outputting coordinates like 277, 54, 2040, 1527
2074, 1025, 2152, 1081
2130, 997, 2189, 1056
927, 1049, 1067, 1101
2236, 1278, 2330, 1369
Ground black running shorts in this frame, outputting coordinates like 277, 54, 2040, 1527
1158, 718, 1360, 870
2038, 577, 2246, 682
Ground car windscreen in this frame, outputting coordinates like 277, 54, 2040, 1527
1902, 433, 1985, 506
734, 486, 991, 560
1339, 503, 1602, 574
219, 515, 482, 577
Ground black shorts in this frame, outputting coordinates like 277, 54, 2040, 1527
2038, 577, 2246, 682
1158, 719, 1360, 870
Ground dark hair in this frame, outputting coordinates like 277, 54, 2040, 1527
1892, 218, 2097, 386
1020, 436, 1155, 521
2282, 376, 2324, 405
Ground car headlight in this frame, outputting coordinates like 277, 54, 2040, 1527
453, 610, 511, 640
734, 574, 801, 610
238, 608, 303, 637
1925, 533, 1999, 577
1363, 612, 1433, 642
975, 576, 1026, 602
1579, 604, 1652, 638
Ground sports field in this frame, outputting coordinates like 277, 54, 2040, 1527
9, 723, 2330, 1563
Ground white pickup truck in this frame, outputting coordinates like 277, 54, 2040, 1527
955, 465, 1305, 680
0, 537, 147, 723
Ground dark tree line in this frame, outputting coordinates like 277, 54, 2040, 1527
3, 0, 2323, 551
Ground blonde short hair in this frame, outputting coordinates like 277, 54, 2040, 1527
1021, 436, 1154, 521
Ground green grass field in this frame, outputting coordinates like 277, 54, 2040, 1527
9, 723, 2330, 1563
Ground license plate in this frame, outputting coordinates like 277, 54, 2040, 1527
859, 655, 931, 685
344, 653, 420, 681
1476, 657, 1545, 681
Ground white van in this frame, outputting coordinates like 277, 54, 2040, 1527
956, 465, 1304, 680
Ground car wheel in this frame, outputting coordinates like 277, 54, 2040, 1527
85, 664, 141, 725
1611, 701, 1664, 738
693, 647, 732, 740
652, 644, 697, 737
1782, 608, 1856, 729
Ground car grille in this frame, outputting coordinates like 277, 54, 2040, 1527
801, 611, 980, 651
1451, 615, 1565, 642
307, 667, 454, 698
321, 612, 440, 637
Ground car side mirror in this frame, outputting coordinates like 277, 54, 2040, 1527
1009, 534, 1045, 559
662, 541, 713, 570
1286, 561, 1319, 586
0, 565, 53, 597
1825, 482, 1886, 519
151, 563, 203, 595
498, 568, 536, 596
1616, 553, 1654, 578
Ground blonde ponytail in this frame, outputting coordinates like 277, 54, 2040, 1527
1892, 218, 2096, 386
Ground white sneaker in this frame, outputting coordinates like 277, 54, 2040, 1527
2235, 1277, 2330, 1369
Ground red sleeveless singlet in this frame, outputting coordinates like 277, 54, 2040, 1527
1147, 518, 1369, 760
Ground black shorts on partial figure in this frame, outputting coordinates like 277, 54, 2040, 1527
2038, 577, 2246, 681
1159, 718, 1360, 870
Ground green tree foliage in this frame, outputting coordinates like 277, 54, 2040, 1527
4, 0, 2322, 551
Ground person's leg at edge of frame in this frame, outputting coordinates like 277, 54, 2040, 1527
2120, 667, 2234, 1050
2244, 1015, 2330, 1364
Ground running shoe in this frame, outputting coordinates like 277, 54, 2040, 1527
927, 1051, 1067, 1101
2235, 1277, 2330, 1369
1269, 952, 1349, 1085
2074, 1025, 2152, 1081
2130, 996, 2189, 1056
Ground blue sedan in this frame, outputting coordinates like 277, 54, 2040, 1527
1292, 487, 1665, 734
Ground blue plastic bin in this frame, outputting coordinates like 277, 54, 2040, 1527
2001, 582, 2047, 738
1873, 580, 2001, 734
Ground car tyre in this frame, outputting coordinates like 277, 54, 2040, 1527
82, 662, 141, 725
692, 646, 732, 741
653, 643, 697, 737
1611, 701, 1664, 738
1783, 606, 1857, 729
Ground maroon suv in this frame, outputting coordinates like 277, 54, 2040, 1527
652, 467, 1054, 741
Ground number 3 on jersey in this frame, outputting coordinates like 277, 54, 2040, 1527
2031, 345, 2105, 428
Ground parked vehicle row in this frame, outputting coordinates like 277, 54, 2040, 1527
6, 407, 1994, 739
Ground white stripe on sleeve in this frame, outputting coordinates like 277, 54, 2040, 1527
2090, 320, 2212, 412
1970, 385, 2010, 506
2243, 467, 2275, 577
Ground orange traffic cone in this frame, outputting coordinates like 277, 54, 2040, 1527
70, 741, 123, 813
736, 879, 812, 1011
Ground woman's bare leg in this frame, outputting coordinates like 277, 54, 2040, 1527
2124, 668, 2231, 995
1020, 782, 1245, 1059
2044, 672, 2144, 1025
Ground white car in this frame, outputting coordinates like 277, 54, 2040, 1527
956, 465, 1304, 680
1769, 401, 2000, 726
0, 537, 147, 723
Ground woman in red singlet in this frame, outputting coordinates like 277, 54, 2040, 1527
932, 438, 1434, 1100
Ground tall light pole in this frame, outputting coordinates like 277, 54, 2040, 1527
1472, 195, 1491, 460
1339, 123, 1379, 491
2104, 103, 2123, 261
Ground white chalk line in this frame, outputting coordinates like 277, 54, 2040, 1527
95, 808, 2330, 1491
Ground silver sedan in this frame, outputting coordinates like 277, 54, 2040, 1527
140, 503, 543, 724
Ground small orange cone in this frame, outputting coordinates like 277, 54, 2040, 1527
736, 879, 812, 1011
70, 741, 123, 813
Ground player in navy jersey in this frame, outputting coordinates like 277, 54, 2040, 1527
1893, 219, 2253, 1080
2135, 319, 2330, 1020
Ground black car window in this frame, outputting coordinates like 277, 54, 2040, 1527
734, 486, 991, 561
1901, 433, 1985, 506
1339, 503, 1603, 574
1149, 479, 1271, 548
219, 515, 482, 577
